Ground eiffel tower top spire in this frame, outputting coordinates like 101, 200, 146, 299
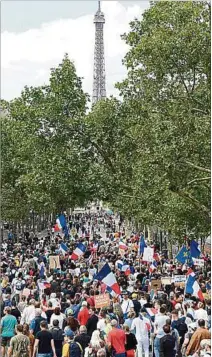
92, 0, 106, 104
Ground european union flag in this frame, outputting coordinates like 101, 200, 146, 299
190, 240, 201, 258
175, 246, 190, 264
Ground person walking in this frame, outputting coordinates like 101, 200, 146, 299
8, 324, 31, 357
131, 312, 150, 357
49, 319, 64, 357
159, 325, 176, 357
107, 319, 126, 357
32, 320, 57, 357
124, 325, 137, 357
186, 319, 211, 356
1, 307, 18, 357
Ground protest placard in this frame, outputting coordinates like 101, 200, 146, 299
161, 277, 172, 286
94, 293, 110, 308
151, 279, 161, 290
173, 275, 186, 287
143, 247, 154, 262
49, 255, 61, 269
192, 258, 204, 267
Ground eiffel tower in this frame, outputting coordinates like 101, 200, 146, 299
92, 1, 106, 104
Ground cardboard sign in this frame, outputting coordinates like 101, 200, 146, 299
161, 277, 172, 286
49, 255, 61, 269
94, 293, 111, 308
151, 279, 161, 290
192, 258, 204, 267
143, 247, 154, 262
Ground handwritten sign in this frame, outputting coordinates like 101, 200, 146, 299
174, 275, 186, 283
192, 258, 204, 267
49, 256, 61, 269
173, 275, 186, 287
94, 293, 111, 309
143, 247, 154, 262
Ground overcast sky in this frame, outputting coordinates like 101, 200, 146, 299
2, 1, 149, 101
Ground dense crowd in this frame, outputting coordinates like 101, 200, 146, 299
0, 211, 211, 357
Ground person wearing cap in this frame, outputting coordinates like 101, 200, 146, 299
62, 330, 75, 357
1, 307, 17, 357
107, 319, 126, 357
78, 301, 89, 326
121, 292, 134, 320
186, 319, 211, 356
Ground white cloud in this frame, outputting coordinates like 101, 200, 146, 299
1, 1, 149, 100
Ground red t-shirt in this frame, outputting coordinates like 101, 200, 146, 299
77, 307, 89, 326
108, 328, 126, 353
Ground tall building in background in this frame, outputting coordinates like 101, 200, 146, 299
92, 1, 106, 104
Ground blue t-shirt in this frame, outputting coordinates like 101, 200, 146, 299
1, 314, 17, 337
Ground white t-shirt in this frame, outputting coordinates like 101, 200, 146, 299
97, 318, 106, 331
131, 316, 149, 341
154, 314, 170, 333
194, 308, 208, 322
121, 299, 134, 314
50, 313, 65, 329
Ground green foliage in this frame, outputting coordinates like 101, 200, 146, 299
1, 3, 211, 240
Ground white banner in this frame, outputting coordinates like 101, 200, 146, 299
173, 275, 186, 283
143, 247, 154, 262
192, 258, 204, 267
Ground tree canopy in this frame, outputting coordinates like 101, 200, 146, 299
1, 2, 210, 239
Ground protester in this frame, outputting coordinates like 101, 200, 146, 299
0, 211, 211, 357
8, 324, 31, 357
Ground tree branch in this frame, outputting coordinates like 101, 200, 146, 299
187, 177, 211, 186
183, 160, 211, 173
169, 187, 210, 218
191, 108, 209, 115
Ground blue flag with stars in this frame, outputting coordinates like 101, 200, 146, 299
175, 246, 190, 264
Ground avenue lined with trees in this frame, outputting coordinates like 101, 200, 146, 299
1, 1, 210, 241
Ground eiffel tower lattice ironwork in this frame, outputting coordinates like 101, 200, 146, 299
92, 0, 106, 104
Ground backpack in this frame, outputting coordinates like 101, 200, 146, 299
69, 341, 83, 357
13, 335, 29, 357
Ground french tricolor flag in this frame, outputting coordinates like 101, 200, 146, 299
119, 241, 128, 250
59, 242, 68, 256
71, 243, 86, 260
95, 263, 121, 295
185, 271, 204, 301
122, 264, 131, 276
149, 261, 157, 274
145, 307, 157, 321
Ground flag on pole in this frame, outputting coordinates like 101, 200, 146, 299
71, 243, 86, 260
59, 242, 68, 256
94, 263, 120, 295
175, 246, 190, 264
149, 261, 157, 274
190, 240, 201, 258
56, 214, 69, 237
139, 235, 147, 255
185, 271, 204, 301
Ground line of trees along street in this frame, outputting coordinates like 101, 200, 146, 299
1, 1, 210, 242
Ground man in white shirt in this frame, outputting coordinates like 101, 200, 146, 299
194, 302, 208, 325
20, 299, 36, 325
154, 306, 170, 334
131, 311, 150, 357
121, 292, 134, 319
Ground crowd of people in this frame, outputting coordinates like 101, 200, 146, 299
0, 211, 211, 357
